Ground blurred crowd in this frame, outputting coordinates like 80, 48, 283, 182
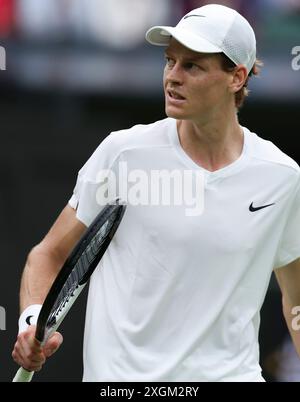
0, 0, 299, 48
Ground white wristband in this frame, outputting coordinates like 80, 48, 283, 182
18, 304, 42, 335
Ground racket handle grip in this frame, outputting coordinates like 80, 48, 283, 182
13, 367, 34, 382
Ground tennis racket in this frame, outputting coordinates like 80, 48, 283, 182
13, 202, 126, 382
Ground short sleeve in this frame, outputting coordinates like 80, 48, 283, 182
68, 133, 121, 226
274, 175, 300, 268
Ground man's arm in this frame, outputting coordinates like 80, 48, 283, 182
12, 204, 86, 371
274, 257, 300, 357
20, 204, 86, 310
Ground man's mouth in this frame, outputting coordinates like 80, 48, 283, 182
167, 90, 186, 101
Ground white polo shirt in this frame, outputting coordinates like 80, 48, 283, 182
69, 117, 300, 382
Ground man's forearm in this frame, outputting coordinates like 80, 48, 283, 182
20, 245, 64, 312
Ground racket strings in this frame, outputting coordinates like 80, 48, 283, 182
46, 217, 115, 327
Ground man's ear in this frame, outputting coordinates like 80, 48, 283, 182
229, 65, 248, 93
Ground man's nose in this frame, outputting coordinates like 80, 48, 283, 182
165, 63, 183, 84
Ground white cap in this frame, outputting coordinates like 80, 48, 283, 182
145, 4, 256, 74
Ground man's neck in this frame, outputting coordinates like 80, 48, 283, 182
176, 114, 244, 172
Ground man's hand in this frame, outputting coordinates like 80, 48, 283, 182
12, 326, 63, 372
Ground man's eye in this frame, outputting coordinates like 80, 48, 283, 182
165, 57, 175, 67
185, 62, 199, 70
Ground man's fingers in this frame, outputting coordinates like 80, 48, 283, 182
18, 332, 41, 351
17, 334, 42, 364
12, 326, 46, 371
12, 328, 63, 372
12, 342, 46, 371
43, 332, 63, 357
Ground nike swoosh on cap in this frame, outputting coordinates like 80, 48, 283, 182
183, 15, 206, 19
249, 202, 275, 212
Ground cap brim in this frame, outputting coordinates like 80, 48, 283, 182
145, 26, 222, 54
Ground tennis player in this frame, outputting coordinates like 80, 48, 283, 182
12, 4, 300, 381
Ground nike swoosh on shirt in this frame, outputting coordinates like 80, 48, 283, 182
249, 202, 275, 212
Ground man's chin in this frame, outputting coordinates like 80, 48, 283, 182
165, 107, 187, 120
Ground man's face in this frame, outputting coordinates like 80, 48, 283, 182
163, 39, 233, 122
